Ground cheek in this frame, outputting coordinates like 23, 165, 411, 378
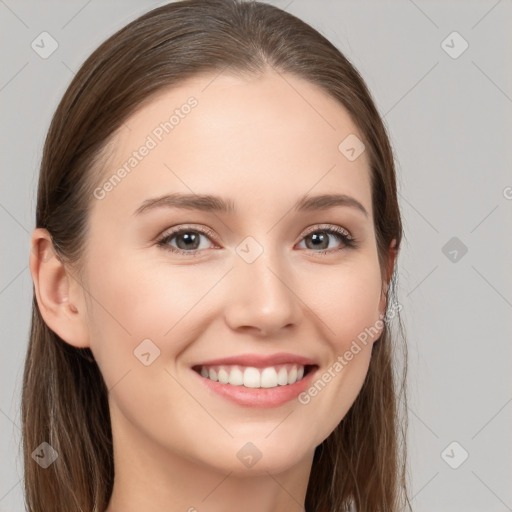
82, 243, 225, 379
293, 254, 384, 438
302, 253, 384, 349
81, 246, 218, 457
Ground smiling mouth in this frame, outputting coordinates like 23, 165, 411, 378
192, 363, 317, 389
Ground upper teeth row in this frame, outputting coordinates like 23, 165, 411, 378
199, 364, 305, 388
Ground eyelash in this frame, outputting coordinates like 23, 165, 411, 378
156, 224, 358, 257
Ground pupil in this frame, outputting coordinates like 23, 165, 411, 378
178, 232, 199, 250
310, 232, 327, 249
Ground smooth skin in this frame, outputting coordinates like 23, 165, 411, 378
30, 69, 396, 512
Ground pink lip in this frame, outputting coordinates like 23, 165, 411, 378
191, 365, 318, 408
191, 352, 318, 369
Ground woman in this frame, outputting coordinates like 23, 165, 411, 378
23, 1, 411, 510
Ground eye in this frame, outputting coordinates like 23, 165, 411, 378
156, 226, 217, 256
156, 224, 357, 257
296, 225, 357, 255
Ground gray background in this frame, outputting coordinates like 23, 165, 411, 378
1, 0, 511, 510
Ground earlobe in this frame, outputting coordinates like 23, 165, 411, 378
29, 228, 90, 349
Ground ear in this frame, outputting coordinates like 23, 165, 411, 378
29, 228, 90, 348
378, 238, 398, 317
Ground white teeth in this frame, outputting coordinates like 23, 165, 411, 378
243, 367, 261, 388
287, 365, 297, 385
218, 367, 230, 384
197, 363, 308, 389
277, 366, 288, 385
228, 367, 244, 386
260, 367, 278, 388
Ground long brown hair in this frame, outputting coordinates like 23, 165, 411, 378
22, 1, 411, 510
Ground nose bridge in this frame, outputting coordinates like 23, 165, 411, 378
225, 236, 301, 335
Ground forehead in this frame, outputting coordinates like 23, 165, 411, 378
91, 70, 373, 221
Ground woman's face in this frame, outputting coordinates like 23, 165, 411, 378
80, 70, 389, 475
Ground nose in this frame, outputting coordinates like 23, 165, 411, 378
223, 248, 302, 337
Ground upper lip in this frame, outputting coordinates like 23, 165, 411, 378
192, 352, 318, 369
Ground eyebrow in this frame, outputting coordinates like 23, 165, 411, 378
134, 192, 368, 218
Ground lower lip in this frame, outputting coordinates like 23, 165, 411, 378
191, 366, 318, 408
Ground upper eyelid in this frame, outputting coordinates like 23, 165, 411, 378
159, 225, 217, 242
302, 224, 351, 238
